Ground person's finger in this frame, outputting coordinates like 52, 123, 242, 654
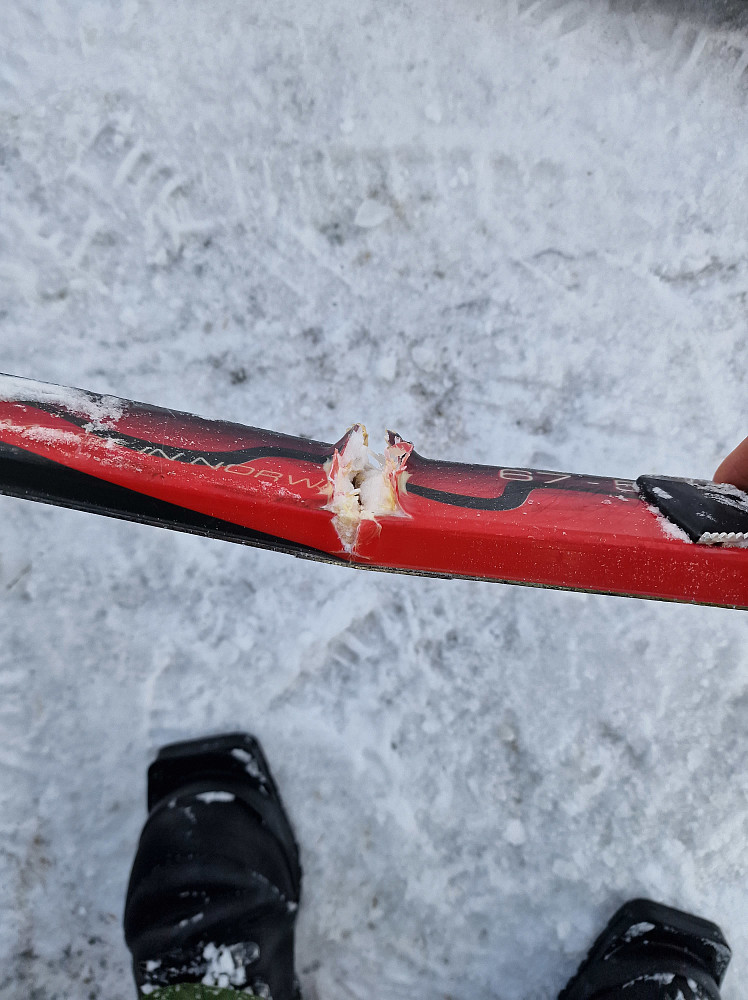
714, 434, 748, 492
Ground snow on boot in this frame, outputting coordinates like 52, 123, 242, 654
124, 733, 302, 999
558, 898, 731, 1000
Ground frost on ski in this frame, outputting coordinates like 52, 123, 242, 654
645, 504, 693, 544
0, 373, 125, 430
0, 421, 83, 453
325, 425, 412, 552
0, 374, 133, 471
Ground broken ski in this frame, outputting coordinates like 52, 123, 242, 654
0, 373, 746, 610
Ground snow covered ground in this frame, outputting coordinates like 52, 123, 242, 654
2, 1, 748, 997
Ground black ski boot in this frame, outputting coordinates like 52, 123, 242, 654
124, 733, 302, 998
558, 898, 731, 1000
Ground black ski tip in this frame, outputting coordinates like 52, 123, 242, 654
638, 475, 748, 545
559, 898, 731, 1000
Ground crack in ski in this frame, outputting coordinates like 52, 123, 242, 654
325, 425, 412, 553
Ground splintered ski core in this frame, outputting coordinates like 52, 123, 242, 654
325, 425, 412, 551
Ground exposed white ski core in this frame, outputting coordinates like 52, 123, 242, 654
325, 426, 411, 551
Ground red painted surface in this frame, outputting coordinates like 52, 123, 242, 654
0, 382, 746, 609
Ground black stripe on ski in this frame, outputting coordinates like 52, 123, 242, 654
405, 476, 628, 512
0, 442, 340, 562
8, 400, 332, 467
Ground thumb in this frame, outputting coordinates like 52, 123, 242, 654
714, 435, 748, 492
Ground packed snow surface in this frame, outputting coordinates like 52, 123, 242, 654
1, 2, 748, 999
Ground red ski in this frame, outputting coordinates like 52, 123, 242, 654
0, 374, 746, 609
